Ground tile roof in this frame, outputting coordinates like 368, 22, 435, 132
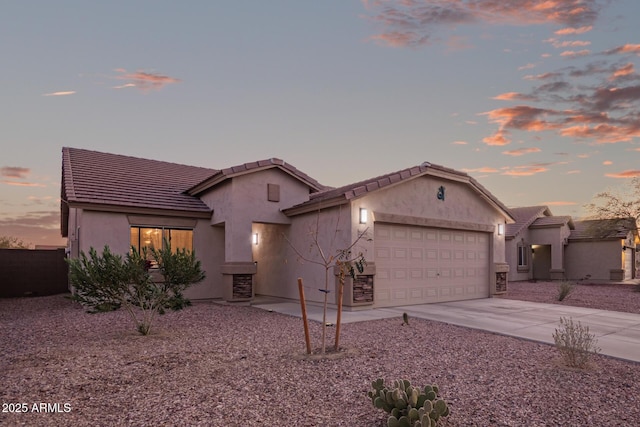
570, 218, 637, 240
61, 147, 215, 214
284, 162, 513, 219
530, 215, 574, 228
188, 157, 327, 195
505, 206, 550, 238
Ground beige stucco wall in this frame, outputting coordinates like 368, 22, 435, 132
271, 174, 510, 305
352, 175, 508, 265
68, 208, 224, 300
505, 234, 533, 282
290, 205, 352, 304
199, 168, 313, 263
564, 239, 622, 281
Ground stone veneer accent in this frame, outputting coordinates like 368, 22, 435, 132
232, 274, 253, 299
495, 272, 507, 294
352, 275, 374, 303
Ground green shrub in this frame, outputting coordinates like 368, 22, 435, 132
556, 281, 574, 301
552, 316, 600, 368
68, 241, 205, 335
368, 378, 449, 427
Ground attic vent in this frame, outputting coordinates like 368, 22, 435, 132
267, 183, 280, 202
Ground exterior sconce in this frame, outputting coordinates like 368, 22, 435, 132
497, 224, 504, 236
359, 208, 368, 224
252, 233, 259, 245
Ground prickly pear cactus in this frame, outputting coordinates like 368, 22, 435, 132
368, 378, 450, 427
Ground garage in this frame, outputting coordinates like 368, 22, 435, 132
373, 222, 490, 307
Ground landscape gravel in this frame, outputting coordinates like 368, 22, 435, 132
1, 281, 639, 426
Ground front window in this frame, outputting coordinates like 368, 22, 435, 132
517, 243, 529, 271
130, 226, 193, 263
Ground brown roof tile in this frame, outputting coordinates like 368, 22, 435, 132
189, 157, 327, 195
61, 147, 215, 214
570, 218, 637, 240
505, 206, 550, 238
530, 215, 574, 228
285, 162, 513, 219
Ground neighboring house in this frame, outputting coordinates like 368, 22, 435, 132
565, 219, 638, 282
61, 147, 514, 308
506, 205, 637, 282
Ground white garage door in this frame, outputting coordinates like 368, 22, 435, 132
374, 223, 490, 307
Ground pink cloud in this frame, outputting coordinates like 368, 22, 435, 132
609, 63, 635, 81
363, 0, 602, 48
605, 170, 640, 178
502, 147, 542, 156
42, 91, 76, 97
502, 165, 549, 176
545, 38, 591, 48
518, 63, 537, 71
603, 160, 613, 165
451, 140, 468, 145
559, 49, 591, 58
462, 167, 500, 173
483, 130, 511, 146
1, 166, 30, 179
113, 69, 181, 92
492, 92, 538, 101
604, 44, 640, 55
560, 123, 640, 143
2, 181, 45, 187
554, 25, 593, 35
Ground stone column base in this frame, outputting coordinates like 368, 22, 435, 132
221, 262, 257, 302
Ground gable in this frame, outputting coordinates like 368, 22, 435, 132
61, 147, 214, 214
284, 161, 513, 222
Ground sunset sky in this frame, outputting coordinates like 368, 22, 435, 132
2, 0, 640, 247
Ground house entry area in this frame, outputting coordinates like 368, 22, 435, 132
531, 244, 552, 280
373, 223, 490, 308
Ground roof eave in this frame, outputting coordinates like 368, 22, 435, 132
188, 164, 324, 196
64, 200, 213, 219
282, 196, 349, 217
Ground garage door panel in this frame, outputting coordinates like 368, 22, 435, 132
410, 269, 423, 279
375, 223, 489, 307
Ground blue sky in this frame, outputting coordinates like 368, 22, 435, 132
2, 0, 640, 247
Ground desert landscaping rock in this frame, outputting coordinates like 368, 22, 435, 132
1, 282, 639, 426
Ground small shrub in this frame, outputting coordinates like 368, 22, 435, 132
68, 241, 205, 335
556, 281, 575, 301
552, 316, 600, 368
368, 378, 449, 427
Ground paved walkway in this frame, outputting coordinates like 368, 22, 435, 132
252, 298, 640, 363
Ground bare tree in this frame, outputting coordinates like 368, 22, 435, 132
0, 236, 30, 249
585, 178, 640, 237
285, 208, 369, 354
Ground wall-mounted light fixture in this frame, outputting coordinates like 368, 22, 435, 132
359, 208, 368, 224
252, 233, 259, 245
497, 223, 504, 236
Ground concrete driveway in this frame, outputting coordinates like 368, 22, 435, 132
252, 297, 640, 363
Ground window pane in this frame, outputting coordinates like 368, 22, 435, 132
517, 246, 527, 267
169, 229, 193, 252
141, 228, 162, 251
130, 227, 140, 251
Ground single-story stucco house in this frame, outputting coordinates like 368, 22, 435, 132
506, 205, 638, 282
61, 147, 515, 309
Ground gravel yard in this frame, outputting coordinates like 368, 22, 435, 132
1, 282, 639, 426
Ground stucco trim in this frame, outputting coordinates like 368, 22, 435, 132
220, 262, 258, 275
69, 203, 212, 219
282, 198, 349, 216
373, 212, 496, 233
127, 215, 198, 228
